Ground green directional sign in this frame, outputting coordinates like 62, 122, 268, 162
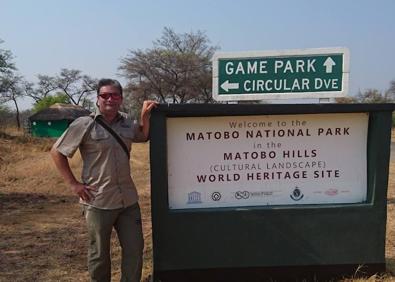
212, 48, 349, 101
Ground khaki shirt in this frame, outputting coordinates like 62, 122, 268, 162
54, 111, 147, 209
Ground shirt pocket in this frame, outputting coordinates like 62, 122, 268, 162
90, 127, 110, 141
86, 126, 112, 152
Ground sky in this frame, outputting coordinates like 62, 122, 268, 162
1, 0, 395, 110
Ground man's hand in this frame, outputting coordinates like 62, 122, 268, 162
141, 100, 157, 122
51, 147, 98, 201
71, 182, 98, 202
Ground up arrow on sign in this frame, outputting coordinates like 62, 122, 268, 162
323, 57, 336, 73
221, 80, 239, 92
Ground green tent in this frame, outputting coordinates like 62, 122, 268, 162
29, 103, 91, 137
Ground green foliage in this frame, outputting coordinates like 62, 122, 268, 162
32, 93, 70, 112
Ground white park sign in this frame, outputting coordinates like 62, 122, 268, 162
167, 113, 368, 209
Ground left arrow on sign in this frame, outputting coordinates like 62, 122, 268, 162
221, 80, 239, 92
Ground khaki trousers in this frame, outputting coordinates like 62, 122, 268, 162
84, 203, 144, 282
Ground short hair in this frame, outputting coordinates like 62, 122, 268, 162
97, 78, 123, 96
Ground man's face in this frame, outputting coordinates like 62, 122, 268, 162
97, 85, 123, 115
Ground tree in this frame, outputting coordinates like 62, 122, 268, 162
0, 40, 24, 129
119, 27, 219, 109
385, 79, 395, 101
0, 73, 24, 128
56, 69, 97, 106
81, 97, 95, 112
335, 96, 358, 103
32, 92, 70, 113
356, 89, 393, 103
0, 104, 12, 129
336, 79, 395, 104
23, 69, 98, 108
0, 39, 15, 76
23, 75, 58, 103
0, 39, 16, 96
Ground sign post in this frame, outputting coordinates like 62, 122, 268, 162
150, 103, 394, 282
212, 47, 349, 101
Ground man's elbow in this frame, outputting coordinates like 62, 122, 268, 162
50, 145, 62, 161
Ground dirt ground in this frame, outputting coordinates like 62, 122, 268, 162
0, 129, 394, 282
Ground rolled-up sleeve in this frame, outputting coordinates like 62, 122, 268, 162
131, 120, 147, 142
54, 117, 93, 158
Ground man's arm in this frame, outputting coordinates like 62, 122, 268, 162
50, 146, 95, 201
140, 100, 158, 141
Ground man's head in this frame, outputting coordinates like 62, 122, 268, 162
97, 78, 123, 97
96, 79, 123, 116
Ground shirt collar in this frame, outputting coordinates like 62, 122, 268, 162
92, 108, 123, 122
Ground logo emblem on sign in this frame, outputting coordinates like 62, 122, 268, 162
211, 192, 222, 201
235, 191, 250, 199
187, 191, 202, 204
290, 187, 304, 201
325, 188, 339, 196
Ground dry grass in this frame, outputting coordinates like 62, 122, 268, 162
0, 130, 152, 282
0, 127, 394, 282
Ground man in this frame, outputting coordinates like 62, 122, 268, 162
51, 78, 156, 282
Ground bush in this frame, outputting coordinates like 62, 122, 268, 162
32, 93, 70, 113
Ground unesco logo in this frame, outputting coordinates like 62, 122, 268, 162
211, 192, 222, 201
187, 191, 202, 204
235, 191, 250, 200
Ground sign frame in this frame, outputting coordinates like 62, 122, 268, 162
212, 47, 350, 101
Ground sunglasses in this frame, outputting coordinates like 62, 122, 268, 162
98, 93, 122, 100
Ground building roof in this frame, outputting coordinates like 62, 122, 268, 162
29, 103, 91, 121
